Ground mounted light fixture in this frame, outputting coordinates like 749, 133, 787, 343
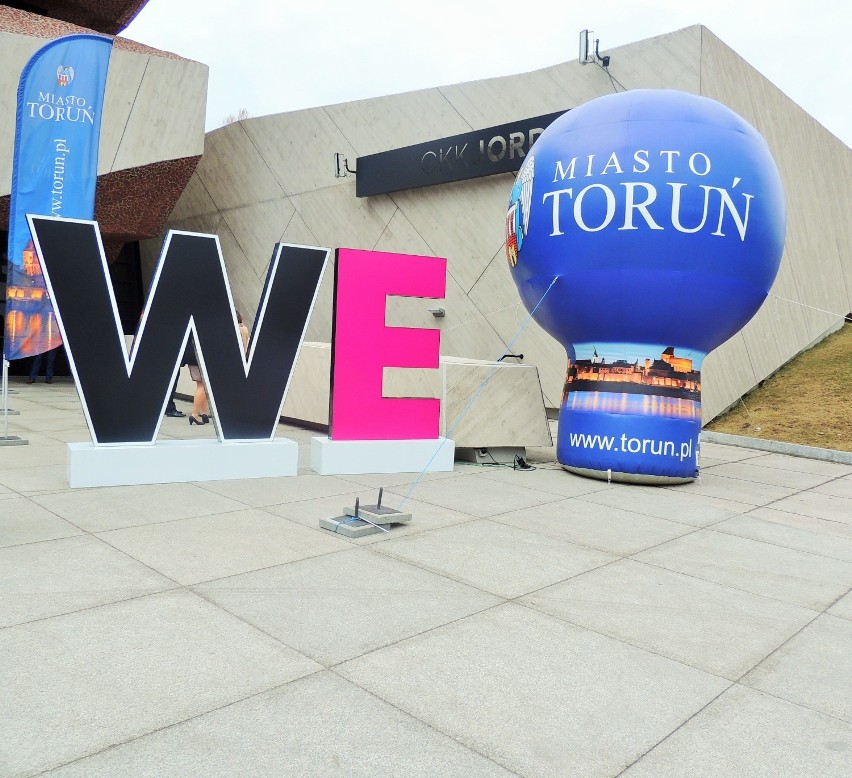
334, 152, 357, 178
579, 29, 610, 67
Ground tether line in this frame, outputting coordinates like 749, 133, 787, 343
398, 276, 560, 508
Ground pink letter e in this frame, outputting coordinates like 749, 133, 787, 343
330, 248, 446, 441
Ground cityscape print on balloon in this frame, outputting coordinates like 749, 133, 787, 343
562, 342, 703, 421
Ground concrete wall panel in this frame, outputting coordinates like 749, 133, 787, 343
780, 228, 845, 342
372, 207, 433, 256
599, 24, 702, 94
279, 210, 329, 342
701, 332, 758, 421
110, 54, 206, 171
98, 48, 149, 172
195, 122, 285, 212
325, 88, 473, 156
441, 282, 507, 368
220, 199, 297, 278
168, 172, 218, 223
289, 185, 397, 253
467, 250, 566, 407
213, 219, 261, 328
738, 295, 810, 385
390, 175, 511, 294
166, 210, 224, 239
438, 68, 575, 129
484, 312, 566, 409
241, 108, 358, 196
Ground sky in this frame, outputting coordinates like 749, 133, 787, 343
121, 0, 851, 147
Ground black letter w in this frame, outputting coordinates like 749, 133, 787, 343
30, 216, 328, 444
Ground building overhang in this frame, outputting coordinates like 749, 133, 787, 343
3, 0, 148, 35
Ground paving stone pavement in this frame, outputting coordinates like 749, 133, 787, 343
1, 380, 850, 777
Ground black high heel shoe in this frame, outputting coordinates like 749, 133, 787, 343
188, 415, 204, 425
200, 414, 210, 424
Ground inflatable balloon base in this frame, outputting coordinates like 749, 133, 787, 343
556, 400, 700, 486
562, 466, 695, 486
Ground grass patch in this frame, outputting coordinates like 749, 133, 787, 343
706, 323, 852, 452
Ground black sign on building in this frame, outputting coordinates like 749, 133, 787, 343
355, 110, 566, 198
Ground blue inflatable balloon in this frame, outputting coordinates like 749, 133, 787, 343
507, 90, 786, 483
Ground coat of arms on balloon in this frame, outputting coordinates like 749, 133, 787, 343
506, 157, 534, 267
507, 89, 786, 484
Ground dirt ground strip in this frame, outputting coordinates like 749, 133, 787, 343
706, 323, 852, 452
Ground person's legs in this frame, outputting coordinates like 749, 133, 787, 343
190, 381, 208, 423
27, 353, 43, 383
164, 376, 185, 416
44, 347, 57, 383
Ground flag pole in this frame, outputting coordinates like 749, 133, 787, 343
1, 358, 28, 446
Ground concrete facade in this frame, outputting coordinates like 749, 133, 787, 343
151, 25, 851, 423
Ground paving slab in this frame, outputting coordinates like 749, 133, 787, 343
0, 589, 321, 777
520, 558, 818, 679
493, 498, 695, 555
0, 496, 83, 547
579, 482, 751, 527
98, 508, 350, 585
635, 529, 852, 610
375, 519, 615, 598
741, 613, 852, 722
697, 455, 736, 468
713, 512, 852, 562
41, 428, 95, 443
196, 547, 502, 665
0, 443, 68, 469
828, 590, 852, 620
195, 471, 362, 508
739, 452, 852, 478
7, 411, 89, 433
768, 490, 852, 524
0, 463, 71, 493
338, 602, 729, 777
705, 460, 836, 490
41, 671, 514, 778
697, 442, 764, 463
621, 683, 852, 777
384, 471, 565, 518
474, 462, 614, 498
30, 482, 249, 532
813, 474, 852, 499
671, 473, 798, 507
740, 505, 852, 540
0, 534, 175, 627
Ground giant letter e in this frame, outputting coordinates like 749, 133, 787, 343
330, 249, 446, 440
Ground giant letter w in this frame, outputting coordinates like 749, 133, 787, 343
29, 216, 329, 444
